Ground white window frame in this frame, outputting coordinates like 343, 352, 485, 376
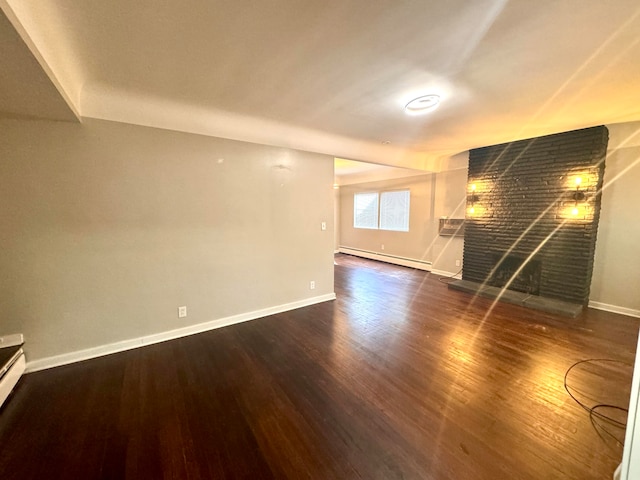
353, 189, 410, 232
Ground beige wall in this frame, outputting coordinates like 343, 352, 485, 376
334, 185, 340, 251
591, 122, 640, 314
0, 118, 335, 362
431, 168, 467, 274
340, 175, 434, 262
338, 172, 466, 273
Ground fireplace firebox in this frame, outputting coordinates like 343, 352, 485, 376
489, 254, 541, 295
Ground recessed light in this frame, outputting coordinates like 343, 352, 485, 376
404, 94, 440, 115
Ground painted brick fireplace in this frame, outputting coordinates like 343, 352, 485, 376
462, 126, 608, 307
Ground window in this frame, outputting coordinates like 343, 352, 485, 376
353, 192, 379, 229
380, 190, 410, 232
353, 190, 410, 231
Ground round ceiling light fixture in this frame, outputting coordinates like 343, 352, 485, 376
404, 94, 440, 115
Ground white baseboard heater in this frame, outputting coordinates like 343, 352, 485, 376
0, 334, 25, 408
338, 247, 432, 271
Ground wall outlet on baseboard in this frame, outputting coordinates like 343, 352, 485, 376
178, 306, 187, 318
455, 259, 461, 267
309, 281, 316, 290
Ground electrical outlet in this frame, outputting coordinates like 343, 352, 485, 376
178, 306, 187, 318
321, 222, 327, 231
455, 259, 461, 267
381, 244, 385, 250
310, 281, 316, 290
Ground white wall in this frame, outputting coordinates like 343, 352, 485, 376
0, 117, 335, 363
590, 122, 640, 316
431, 168, 467, 275
334, 185, 340, 251
339, 174, 435, 263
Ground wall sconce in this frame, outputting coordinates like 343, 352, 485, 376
570, 176, 585, 216
560, 173, 593, 220
468, 184, 479, 214
572, 177, 585, 202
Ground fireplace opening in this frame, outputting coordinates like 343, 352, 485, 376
489, 253, 541, 295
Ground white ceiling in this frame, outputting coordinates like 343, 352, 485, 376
334, 157, 429, 185
1, 0, 640, 170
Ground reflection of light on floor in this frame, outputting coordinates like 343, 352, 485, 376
341, 267, 411, 329
528, 356, 566, 411
331, 256, 416, 374
326, 310, 358, 369
444, 327, 477, 369
449, 343, 473, 366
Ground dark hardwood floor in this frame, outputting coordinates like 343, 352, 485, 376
1, 253, 638, 479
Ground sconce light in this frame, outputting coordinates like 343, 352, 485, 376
468, 183, 479, 214
570, 176, 586, 217
572, 177, 585, 202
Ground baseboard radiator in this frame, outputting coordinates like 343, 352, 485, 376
0, 334, 25, 408
338, 247, 432, 271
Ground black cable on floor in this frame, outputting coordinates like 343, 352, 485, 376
564, 358, 631, 449
437, 268, 463, 283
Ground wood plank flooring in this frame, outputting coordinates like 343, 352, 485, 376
1, 253, 638, 479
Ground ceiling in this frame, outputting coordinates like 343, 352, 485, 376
334, 157, 430, 185
1, 0, 640, 171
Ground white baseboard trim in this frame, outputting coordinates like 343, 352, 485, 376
26, 293, 337, 373
430, 268, 462, 279
588, 300, 640, 319
338, 247, 431, 271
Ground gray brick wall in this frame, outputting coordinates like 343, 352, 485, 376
463, 126, 607, 305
